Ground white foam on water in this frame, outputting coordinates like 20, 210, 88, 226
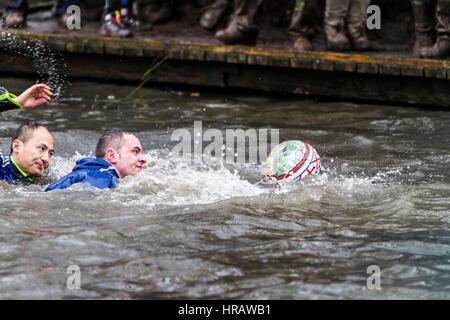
2, 148, 409, 211
47, 150, 266, 208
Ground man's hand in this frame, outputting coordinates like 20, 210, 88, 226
14, 84, 53, 109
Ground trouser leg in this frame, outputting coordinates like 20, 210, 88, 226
104, 0, 121, 15
234, 0, 263, 32
347, 0, 373, 49
324, 0, 352, 50
325, 0, 351, 29
411, 0, 436, 55
289, 0, 319, 51
289, 0, 319, 38
436, 0, 450, 40
1, 0, 28, 27
1, 0, 27, 11
420, 0, 450, 58
200, 0, 230, 30
347, 0, 369, 40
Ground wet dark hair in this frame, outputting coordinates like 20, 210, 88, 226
10, 122, 51, 153
95, 129, 133, 158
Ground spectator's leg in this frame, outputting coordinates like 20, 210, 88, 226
200, 0, 230, 30
347, 0, 370, 50
421, 0, 450, 58
1, 0, 29, 28
214, 0, 263, 45
324, 0, 352, 50
234, 0, 263, 33
146, 0, 173, 24
99, 0, 132, 37
411, 0, 436, 56
289, 0, 319, 51
120, 0, 142, 29
104, 0, 120, 15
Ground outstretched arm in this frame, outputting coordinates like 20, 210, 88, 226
14, 84, 53, 109
0, 84, 53, 112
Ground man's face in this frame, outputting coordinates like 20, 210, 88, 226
12, 127, 54, 177
114, 134, 146, 178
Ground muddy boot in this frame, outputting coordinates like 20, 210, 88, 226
421, 0, 450, 58
411, 0, 436, 56
288, 0, 319, 51
215, 18, 257, 45
420, 38, 450, 58
200, 0, 229, 30
414, 32, 436, 56
324, 22, 351, 50
324, 0, 352, 51
293, 36, 313, 51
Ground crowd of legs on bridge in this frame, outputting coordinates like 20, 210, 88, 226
1, 0, 449, 59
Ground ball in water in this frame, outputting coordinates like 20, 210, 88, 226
263, 140, 321, 181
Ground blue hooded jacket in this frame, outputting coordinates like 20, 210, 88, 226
45, 158, 120, 191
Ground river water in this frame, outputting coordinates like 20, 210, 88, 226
1, 78, 450, 299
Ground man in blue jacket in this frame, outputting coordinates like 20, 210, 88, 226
0, 122, 55, 183
45, 129, 146, 191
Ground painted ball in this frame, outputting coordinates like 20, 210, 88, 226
263, 140, 321, 181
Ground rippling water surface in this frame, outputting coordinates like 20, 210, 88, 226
1, 78, 450, 299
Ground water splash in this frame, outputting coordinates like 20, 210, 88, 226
0, 31, 67, 99
42, 150, 408, 210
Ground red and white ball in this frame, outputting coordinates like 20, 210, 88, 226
263, 140, 321, 181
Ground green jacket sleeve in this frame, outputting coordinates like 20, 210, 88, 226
0, 87, 25, 112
